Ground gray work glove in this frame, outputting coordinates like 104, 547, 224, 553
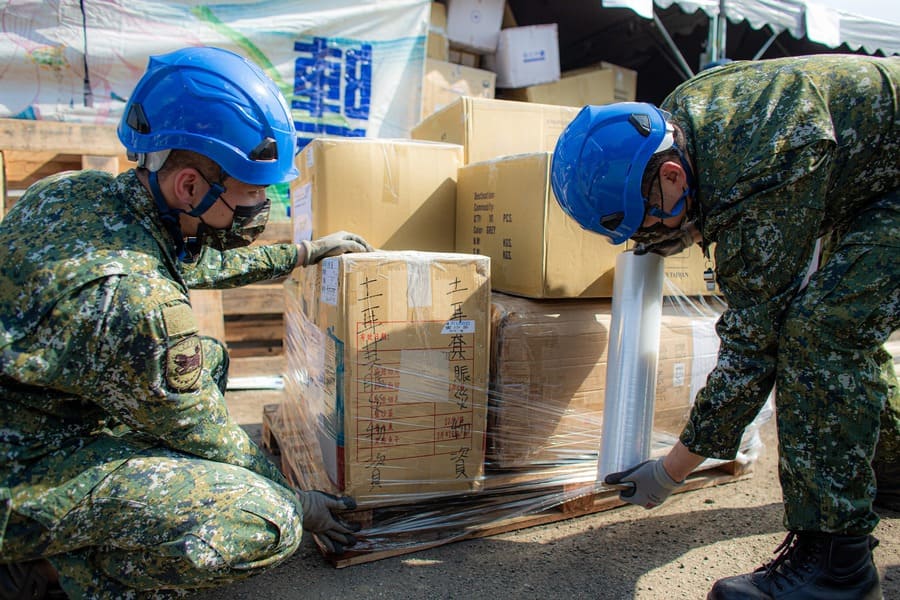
604, 458, 683, 509
296, 490, 361, 554
633, 225, 695, 258
300, 231, 374, 266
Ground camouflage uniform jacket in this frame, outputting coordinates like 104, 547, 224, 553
0, 169, 298, 534
661, 54, 900, 458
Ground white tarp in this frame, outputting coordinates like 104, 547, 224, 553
604, 0, 900, 56
0, 0, 430, 143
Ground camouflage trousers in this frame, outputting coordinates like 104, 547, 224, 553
0, 337, 304, 599
777, 192, 900, 535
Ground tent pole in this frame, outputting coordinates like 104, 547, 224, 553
707, 10, 719, 62
652, 12, 694, 79
716, 0, 727, 58
753, 28, 780, 60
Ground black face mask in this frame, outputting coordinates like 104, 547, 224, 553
631, 221, 681, 246
195, 197, 271, 251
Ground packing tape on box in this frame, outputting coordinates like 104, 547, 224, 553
598, 250, 665, 481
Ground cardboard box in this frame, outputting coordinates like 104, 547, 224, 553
456, 152, 622, 298
283, 251, 491, 504
411, 96, 581, 164
448, 47, 482, 68
422, 59, 496, 119
500, 68, 616, 107
430, 1, 447, 29
446, 0, 505, 53
488, 293, 721, 468
291, 138, 463, 252
564, 62, 637, 102
485, 24, 561, 89
625, 241, 720, 296
428, 29, 450, 61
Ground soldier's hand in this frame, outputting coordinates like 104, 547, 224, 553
296, 490, 361, 554
604, 458, 683, 509
298, 231, 374, 266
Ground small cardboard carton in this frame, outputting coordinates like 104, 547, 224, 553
456, 152, 622, 298
283, 251, 491, 505
485, 24, 561, 89
291, 138, 463, 252
411, 96, 581, 164
446, 0, 505, 53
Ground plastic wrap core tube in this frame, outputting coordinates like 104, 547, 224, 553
598, 250, 665, 482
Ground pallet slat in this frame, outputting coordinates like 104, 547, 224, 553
222, 283, 285, 316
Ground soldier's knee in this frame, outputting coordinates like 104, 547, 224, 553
186, 485, 303, 574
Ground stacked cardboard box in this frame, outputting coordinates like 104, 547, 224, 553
291, 138, 463, 252
485, 24, 561, 89
412, 96, 581, 164
282, 251, 491, 506
422, 59, 496, 120
456, 152, 621, 298
488, 292, 723, 469
428, 2, 450, 61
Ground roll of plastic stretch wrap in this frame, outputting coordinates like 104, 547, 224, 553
598, 250, 665, 482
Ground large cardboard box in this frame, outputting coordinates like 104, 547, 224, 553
626, 241, 720, 296
485, 24, 561, 89
500, 68, 616, 107
446, 0, 505, 53
564, 62, 637, 102
291, 138, 463, 252
283, 251, 491, 505
411, 96, 581, 164
456, 152, 622, 298
422, 59, 496, 119
488, 293, 721, 468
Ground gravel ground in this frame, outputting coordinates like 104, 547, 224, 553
195, 396, 899, 600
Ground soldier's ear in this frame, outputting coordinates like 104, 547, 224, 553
169, 168, 205, 212
659, 161, 684, 185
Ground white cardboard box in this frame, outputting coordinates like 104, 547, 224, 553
446, 0, 505, 53
486, 24, 560, 89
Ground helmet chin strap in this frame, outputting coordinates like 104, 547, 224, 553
646, 142, 696, 221
147, 170, 222, 261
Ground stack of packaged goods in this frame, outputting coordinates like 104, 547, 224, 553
276, 75, 765, 565
423, 1, 638, 119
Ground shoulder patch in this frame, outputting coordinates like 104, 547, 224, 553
162, 304, 199, 338
165, 335, 203, 392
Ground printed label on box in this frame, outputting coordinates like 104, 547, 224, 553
321, 259, 339, 305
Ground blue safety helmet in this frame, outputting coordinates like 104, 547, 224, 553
550, 102, 679, 245
118, 46, 298, 186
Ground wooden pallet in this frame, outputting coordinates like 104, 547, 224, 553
261, 403, 753, 568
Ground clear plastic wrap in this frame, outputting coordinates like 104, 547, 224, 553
276, 250, 770, 565
599, 251, 665, 480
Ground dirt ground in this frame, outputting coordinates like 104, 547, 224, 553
195, 391, 899, 600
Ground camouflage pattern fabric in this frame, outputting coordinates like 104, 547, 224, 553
664, 55, 900, 534
0, 169, 303, 596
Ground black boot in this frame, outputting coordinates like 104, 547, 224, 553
873, 459, 900, 512
706, 532, 882, 599
0, 561, 67, 600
